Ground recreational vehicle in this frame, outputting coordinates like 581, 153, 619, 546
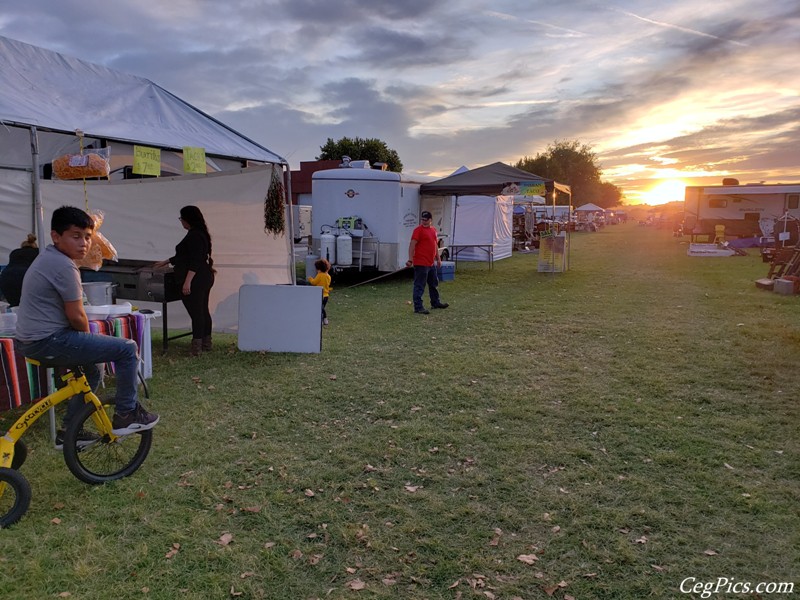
684, 182, 800, 239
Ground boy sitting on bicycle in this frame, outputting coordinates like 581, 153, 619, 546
14, 206, 159, 440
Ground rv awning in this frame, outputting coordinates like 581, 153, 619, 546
704, 185, 800, 195
0, 35, 285, 164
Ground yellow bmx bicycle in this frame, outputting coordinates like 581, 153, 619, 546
0, 360, 153, 527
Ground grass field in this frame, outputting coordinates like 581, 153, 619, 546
1, 222, 798, 599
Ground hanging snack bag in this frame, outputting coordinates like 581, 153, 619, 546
53, 147, 111, 180
76, 211, 118, 271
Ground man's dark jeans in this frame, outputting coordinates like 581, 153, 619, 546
412, 265, 441, 311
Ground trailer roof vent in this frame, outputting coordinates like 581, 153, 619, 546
348, 160, 371, 169
722, 178, 739, 185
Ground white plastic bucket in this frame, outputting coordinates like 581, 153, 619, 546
0, 312, 17, 335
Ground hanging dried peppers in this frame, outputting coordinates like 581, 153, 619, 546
264, 168, 286, 236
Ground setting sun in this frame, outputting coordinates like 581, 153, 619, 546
640, 179, 687, 205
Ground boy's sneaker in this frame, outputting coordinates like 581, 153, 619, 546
112, 404, 160, 435
54, 428, 101, 450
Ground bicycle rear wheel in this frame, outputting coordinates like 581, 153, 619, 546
0, 467, 31, 528
63, 402, 152, 485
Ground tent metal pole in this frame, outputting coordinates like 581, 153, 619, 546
283, 162, 296, 285
29, 126, 46, 255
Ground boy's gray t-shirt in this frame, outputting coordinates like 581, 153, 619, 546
15, 244, 82, 343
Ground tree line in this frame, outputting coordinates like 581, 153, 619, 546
318, 137, 624, 208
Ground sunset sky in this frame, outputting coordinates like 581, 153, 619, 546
2, 0, 798, 205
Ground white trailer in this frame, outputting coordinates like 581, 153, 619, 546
684, 183, 800, 239
310, 164, 451, 272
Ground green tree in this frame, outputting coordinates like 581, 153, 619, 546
514, 139, 623, 208
317, 137, 403, 172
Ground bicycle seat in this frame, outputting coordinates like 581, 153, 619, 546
24, 358, 82, 377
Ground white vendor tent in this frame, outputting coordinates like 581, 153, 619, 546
0, 35, 293, 333
575, 203, 605, 213
450, 194, 514, 261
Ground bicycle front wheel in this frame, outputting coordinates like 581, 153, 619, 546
63, 402, 153, 485
0, 467, 31, 528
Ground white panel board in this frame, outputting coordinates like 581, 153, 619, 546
238, 285, 322, 353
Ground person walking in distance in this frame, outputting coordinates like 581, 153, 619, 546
406, 210, 449, 315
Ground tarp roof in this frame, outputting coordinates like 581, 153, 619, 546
575, 202, 605, 211
420, 162, 571, 197
0, 35, 285, 164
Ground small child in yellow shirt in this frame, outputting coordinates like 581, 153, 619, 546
307, 258, 332, 325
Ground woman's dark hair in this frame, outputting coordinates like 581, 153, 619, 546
180, 205, 213, 268
51, 206, 94, 234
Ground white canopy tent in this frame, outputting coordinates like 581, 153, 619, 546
0, 35, 293, 332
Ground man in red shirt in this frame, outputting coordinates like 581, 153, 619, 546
406, 211, 449, 314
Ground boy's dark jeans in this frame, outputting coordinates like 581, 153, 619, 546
16, 328, 139, 426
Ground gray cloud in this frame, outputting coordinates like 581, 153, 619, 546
1, 0, 798, 201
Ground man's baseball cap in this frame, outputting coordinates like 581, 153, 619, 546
421, 211, 432, 219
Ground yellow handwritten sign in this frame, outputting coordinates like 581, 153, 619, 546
133, 146, 161, 176
183, 146, 207, 174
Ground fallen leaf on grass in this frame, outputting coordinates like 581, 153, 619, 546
53, 502, 65, 509
216, 533, 234, 546
703, 549, 718, 556
58, 593, 71, 598
382, 577, 397, 586
304, 489, 315, 497
51, 517, 62, 525
242, 506, 261, 513
551, 525, 561, 533
230, 586, 243, 597
651, 564, 667, 572
724, 463, 735, 470
264, 542, 276, 549
165, 543, 180, 559
517, 554, 539, 564
347, 579, 366, 590
290, 549, 303, 559
329, 375, 337, 381
346, 567, 358, 574
543, 581, 569, 596
240, 572, 255, 579
309, 554, 323, 565
634, 536, 648, 544
404, 485, 421, 493
449, 579, 461, 589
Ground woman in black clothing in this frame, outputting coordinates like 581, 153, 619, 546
0, 234, 39, 306
154, 206, 215, 356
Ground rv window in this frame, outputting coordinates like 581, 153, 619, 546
744, 213, 760, 221
788, 194, 800, 210
709, 198, 727, 209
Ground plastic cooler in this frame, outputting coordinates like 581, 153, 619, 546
437, 261, 455, 282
